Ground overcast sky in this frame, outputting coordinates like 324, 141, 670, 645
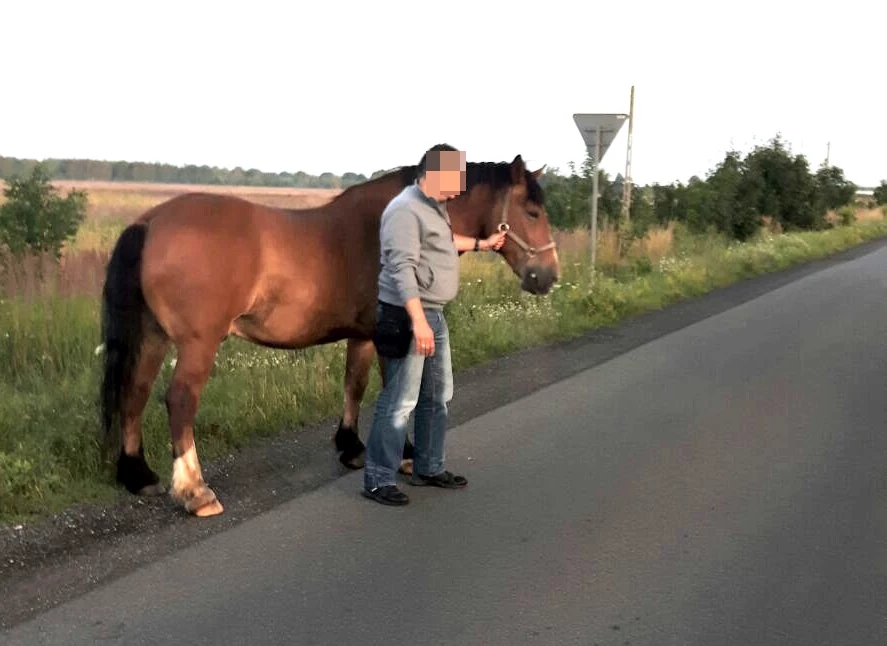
2, 0, 883, 186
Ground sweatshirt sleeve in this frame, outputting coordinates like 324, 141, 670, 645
380, 205, 421, 302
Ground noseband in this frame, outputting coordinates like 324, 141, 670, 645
495, 188, 557, 259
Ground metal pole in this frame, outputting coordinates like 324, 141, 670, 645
622, 85, 635, 224
590, 125, 601, 270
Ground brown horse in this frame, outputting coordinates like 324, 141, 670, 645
100, 154, 559, 517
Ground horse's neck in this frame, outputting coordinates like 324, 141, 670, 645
323, 179, 407, 226
450, 195, 489, 238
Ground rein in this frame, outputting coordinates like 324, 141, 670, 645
495, 188, 557, 259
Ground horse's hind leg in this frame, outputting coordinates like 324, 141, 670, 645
335, 338, 375, 469
116, 327, 171, 496
166, 339, 223, 517
335, 338, 415, 473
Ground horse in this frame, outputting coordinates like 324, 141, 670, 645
100, 154, 560, 517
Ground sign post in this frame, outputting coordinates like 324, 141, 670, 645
572, 112, 628, 271
590, 125, 601, 268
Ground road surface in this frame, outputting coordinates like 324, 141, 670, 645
3, 242, 887, 645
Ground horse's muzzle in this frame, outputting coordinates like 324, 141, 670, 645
521, 264, 558, 295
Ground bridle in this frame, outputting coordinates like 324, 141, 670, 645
495, 187, 557, 259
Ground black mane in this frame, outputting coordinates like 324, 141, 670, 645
371, 161, 545, 206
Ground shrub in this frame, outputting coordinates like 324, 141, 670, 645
0, 164, 88, 262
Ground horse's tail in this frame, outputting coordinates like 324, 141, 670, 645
100, 222, 148, 457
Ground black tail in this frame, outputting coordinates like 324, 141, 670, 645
100, 223, 148, 457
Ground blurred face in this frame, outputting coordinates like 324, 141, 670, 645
426, 150, 466, 201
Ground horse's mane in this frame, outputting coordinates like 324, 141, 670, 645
333, 160, 545, 205
462, 161, 546, 206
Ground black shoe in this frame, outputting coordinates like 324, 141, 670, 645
361, 485, 410, 506
410, 470, 467, 489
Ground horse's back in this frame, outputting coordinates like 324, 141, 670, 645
137, 191, 287, 227
132, 189, 378, 346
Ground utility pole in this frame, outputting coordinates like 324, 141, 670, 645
826, 141, 831, 166
621, 85, 635, 225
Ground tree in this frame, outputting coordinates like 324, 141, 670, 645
627, 184, 655, 237
813, 164, 857, 217
652, 183, 681, 227
0, 164, 87, 260
873, 181, 887, 206
537, 167, 576, 229
741, 136, 820, 231
704, 151, 761, 241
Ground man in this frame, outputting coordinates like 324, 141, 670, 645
362, 144, 506, 506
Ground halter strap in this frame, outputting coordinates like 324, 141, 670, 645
495, 187, 557, 259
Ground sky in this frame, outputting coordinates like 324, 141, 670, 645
1, 0, 884, 187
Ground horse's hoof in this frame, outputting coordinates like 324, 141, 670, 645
116, 450, 163, 496
137, 483, 166, 496
398, 459, 413, 476
340, 448, 366, 470
192, 499, 224, 517
178, 485, 223, 517
334, 422, 363, 453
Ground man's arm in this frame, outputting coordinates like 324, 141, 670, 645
380, 208, 435, 353
453, 233, 493, 252
380, 207, 422, 306
403, 297, 427, 326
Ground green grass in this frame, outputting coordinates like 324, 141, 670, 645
2, 214, 887, 524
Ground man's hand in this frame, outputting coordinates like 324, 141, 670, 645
482, 231, 507, 251
412, 318, 435, 356
454, 232, 508, 253
405, 298, 434, 356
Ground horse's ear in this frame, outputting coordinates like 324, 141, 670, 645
510, 155, 526, 184
531, 165, 546, 179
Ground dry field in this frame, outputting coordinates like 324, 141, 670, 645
0, 179, 347, 259
47, 180, 343, 222
0, 180, 344, 298
1, 179, 341, 228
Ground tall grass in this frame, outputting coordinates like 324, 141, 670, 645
1, 190, 886, 523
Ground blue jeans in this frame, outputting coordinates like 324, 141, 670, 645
364, 307, 454, 490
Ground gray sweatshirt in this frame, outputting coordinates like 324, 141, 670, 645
377, 183, 460, 310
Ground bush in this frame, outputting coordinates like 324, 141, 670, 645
0, 164, 87, 261
838, 205, 856, 226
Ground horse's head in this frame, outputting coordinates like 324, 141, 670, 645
451, 155, 559, 295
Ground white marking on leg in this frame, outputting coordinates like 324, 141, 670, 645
171, 446, 202, 497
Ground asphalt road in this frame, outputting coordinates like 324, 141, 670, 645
3, 243, 887, 645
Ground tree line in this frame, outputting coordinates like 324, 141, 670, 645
0, 155, 371, 189
539, 134, 882, 242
